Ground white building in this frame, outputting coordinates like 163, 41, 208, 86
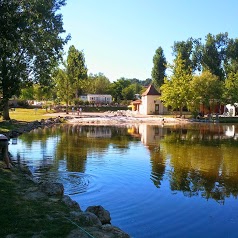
79, 94, 112, 104
130, 85, 167, 115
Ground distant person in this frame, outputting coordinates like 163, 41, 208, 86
72, 106, 75, 115
79, 107, 82, 115
0, 134, 12, 169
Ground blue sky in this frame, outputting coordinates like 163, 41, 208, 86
61, 0, 238, 82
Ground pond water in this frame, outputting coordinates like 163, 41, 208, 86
9, 123, 238, 238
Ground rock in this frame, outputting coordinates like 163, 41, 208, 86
55, 117, 61, 123
86, 205, 111, 224
70, 211, 102, 226
62, 195, 82, 211
102, 224, 130, 238
39, 182, 64, 196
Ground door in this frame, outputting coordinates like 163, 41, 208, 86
155, 104, 159, 114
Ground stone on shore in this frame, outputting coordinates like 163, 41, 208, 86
39, 181, 64, 196
86, 205, 111, 224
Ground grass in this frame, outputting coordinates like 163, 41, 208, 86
0, 108, 56, 133
9, 108, 54, 122
0, 165, 76, 237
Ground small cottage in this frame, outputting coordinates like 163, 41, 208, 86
130, 85, 167, 115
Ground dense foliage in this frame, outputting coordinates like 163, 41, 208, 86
160, 32, 238, 116
151, 47, 167, 87
0, 0, 70, 119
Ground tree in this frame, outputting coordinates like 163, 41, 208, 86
142, 78, 152, 86
54, 67, 71, 114
189, 71, 223, 114
172, 38, 201, 72
121, 83, 142, 101
87, 73, 111, 94
151, 47, 167, 87
201, 33, 229, 80
226, 38, 238, 74
0, 0, 70, 120
20, 86, 35, 100
160, 53, 192, 116
223, 72, 238, 104
67, 45, 88, 98
54, 46, 88, 111
109, 78, 131, 102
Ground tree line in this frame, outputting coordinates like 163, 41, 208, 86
20, 45, 151, 114
152, 33, 238, 116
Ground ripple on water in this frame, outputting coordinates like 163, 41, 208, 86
33, 171, 100, 195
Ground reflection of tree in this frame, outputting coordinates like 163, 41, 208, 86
21, 124, 139, 172
20, 126, 58, 147
132, 125, 167, 188
149, 146, 165, 188
60, 125, 141, 171
161, 125, 238, 203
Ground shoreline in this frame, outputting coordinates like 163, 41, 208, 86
46, 111, 192, 126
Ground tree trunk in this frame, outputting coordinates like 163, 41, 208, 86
66, 100, 69, 114
2, 98, 10, 120
179, 105, 183, 117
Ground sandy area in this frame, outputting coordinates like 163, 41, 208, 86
46, 111, 191, 126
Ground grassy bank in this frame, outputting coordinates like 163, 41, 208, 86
0, 109, 55, 133
0, 164, 76, 237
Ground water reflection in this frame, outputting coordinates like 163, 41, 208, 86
142, 123, 238, 203
10, 123, 238, 204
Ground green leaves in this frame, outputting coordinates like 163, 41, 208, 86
151, 47, 166, 87
0, 0, 70, 119
160, 53, 192, 115
224, 72, 238, 103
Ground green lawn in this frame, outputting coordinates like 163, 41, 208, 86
0, 109, 56, 133
9, 108, 54, 121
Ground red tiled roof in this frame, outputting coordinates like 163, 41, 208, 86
141, 84, 160, 96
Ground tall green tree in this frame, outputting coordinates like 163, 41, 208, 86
0, 0, 69, 120
160, 53, 192, 116
151, 47, 167, 87
201, 33, 229, 80
172, 38, 201, 72
226, 38, 238, 74
54, 67, 71, 114
67, 45, 88, 98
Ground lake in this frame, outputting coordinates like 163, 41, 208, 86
9, 123, 238, 238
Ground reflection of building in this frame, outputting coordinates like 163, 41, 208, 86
139, 124, 165, 146
223, 125, 235, 137
87, 127, 112, 138
127, 124, 165, 146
